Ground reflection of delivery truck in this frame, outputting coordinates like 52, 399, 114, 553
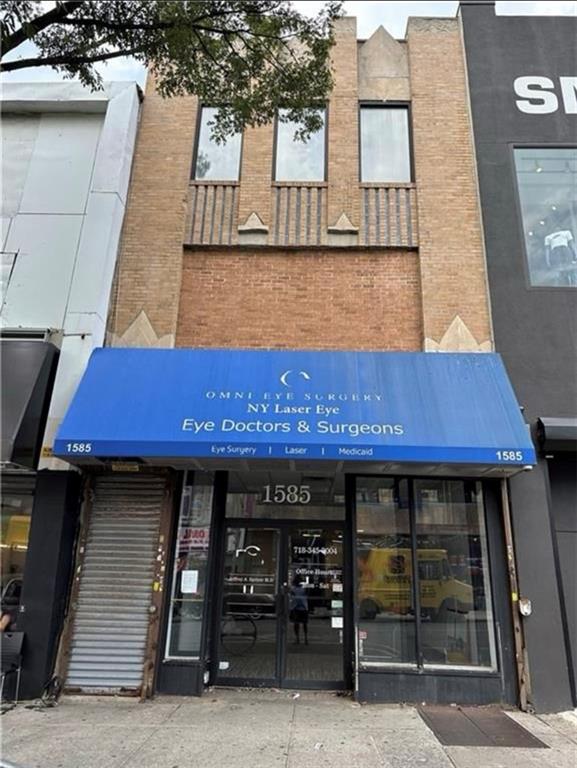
358, 548, 473, 621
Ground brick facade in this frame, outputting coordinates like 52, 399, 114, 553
176, 249, 422, 350
237, 123, 275, 229
327, 17, 361, 229
407, 18, 492, 351
110, 16, 492, 356
108, 76, 197, 346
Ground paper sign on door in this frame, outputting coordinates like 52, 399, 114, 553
181, 569, 199, 593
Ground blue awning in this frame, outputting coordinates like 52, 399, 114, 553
53, 348, 536, 473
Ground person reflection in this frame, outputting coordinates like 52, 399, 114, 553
289, 576, 309, 645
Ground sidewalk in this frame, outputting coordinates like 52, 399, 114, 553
1, 689, 576, 768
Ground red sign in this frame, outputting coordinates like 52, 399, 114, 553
178, 526, 210, 550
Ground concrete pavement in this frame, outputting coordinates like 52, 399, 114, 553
1, 689, 576, 768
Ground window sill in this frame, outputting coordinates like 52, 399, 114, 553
189, 180, 240, 186
272, 181, 328, 188
358, 664, 499, 677
162, 657, 202, 664
360, 181, 415, 189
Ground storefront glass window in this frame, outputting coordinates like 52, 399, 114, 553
165, 472, 214, 658
1, 487, 33, 630
356, 479, 416, 664
275, 108, 326, 181
355, 478, 496, 671
415, 480, 497, 669
193, 107, 242, 181
514, 147, 577, 287
360, 106, 411, 183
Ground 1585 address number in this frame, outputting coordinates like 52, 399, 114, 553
66, 442, 92, 453
496, 450, 523, 462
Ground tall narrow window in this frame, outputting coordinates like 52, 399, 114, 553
165, 472, 214, 659
356, 478, 416, 665
275, 108, 326, 182
514, 147, 577, 287
193, 107, 242, 181
355, 478, 497, 671
360, 106, 411, 183
415, 480, 497, 670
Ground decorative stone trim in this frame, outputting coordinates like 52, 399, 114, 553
238, 211, 269, 245
425, 315, 493, 352
109, 310, 174, 348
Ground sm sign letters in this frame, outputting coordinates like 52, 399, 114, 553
514, 77, 577, 114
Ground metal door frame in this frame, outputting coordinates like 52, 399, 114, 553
212, 518, 349, 690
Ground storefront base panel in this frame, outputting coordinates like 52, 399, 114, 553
357, 670, 505, 706
156, 662, 204, 696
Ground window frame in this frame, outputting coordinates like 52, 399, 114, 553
191, 104, 244, 183
163, 470, 216, 661
358, 102, 414, 184
353, 475, 499, 674
0, 486, 33, 631
272, 105, 329, 183
510, 143, 577, 292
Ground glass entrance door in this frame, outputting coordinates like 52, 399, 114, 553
285, 527, 344, 684
216, 524, 345, 688
218, 527, 279, 683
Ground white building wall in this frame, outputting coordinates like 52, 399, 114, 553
0, 82, 141, 470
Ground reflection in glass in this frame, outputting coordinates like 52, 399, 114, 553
356, 479, 416, 664
285, 527, 344, 682
194, 107, 242, 180
218, 527, 278, 681
1, 489, 32, 631
275, 109, 326, 181
165, 473, 214, 658
415, 480, 497, 669
514, 147, 577, 286
360, 107, 411, 183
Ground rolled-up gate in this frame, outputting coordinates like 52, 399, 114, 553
64, 475, 166, 693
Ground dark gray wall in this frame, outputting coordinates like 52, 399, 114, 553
508, 464, 573, 711
461, 1, 577, 712
460, 2, 577, 421
549, 457, 577, 700
19, 471, 81, 698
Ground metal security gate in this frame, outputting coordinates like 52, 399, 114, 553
64, 475, 167, 694
1, 474, 37, 496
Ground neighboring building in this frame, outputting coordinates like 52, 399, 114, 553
460, 0, 577, 712
0, 81, 141, 698
52, 17, 537, 706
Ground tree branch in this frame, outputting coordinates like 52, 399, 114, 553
0, 45, 145, 73
2, 1, 86, 55
189, 28, 230, 79
54, 5, 244, 32
55, 16, 299, 43
56, 16, 174, 32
